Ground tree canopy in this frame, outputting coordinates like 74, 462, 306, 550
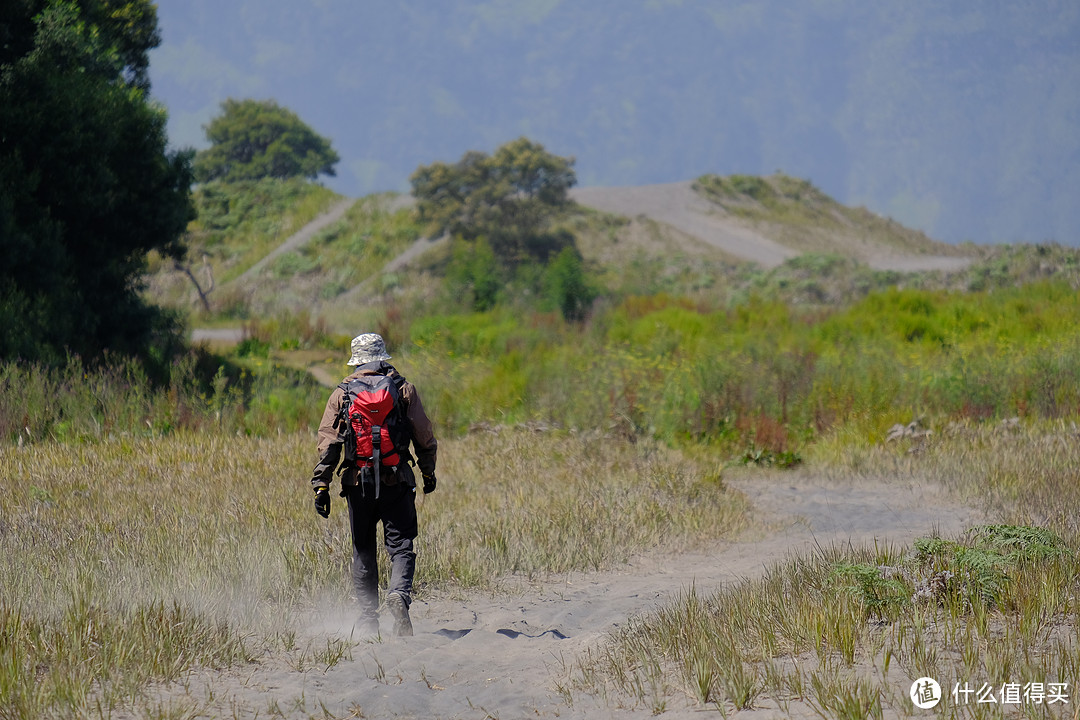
410, 137, 576, 265
0, 0, 194, 366
193, 99, 340, 183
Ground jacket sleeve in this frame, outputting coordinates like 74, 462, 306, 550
401, 381, 438, 476
311, 386, 345, 491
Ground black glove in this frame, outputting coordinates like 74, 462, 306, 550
314, 487, 330, 518
422, 472, 437, 495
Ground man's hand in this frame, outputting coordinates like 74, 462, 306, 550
314, 487, 330, 518
422, 472, 437, 495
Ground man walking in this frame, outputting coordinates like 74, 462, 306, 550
310, 333, 438, 637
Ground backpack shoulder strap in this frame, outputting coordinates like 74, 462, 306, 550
334, 380, 351, 422
335, 380, 357, 470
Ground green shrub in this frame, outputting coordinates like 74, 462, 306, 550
543, 246, 596, 321
398, 279, 1080, 460
446, 237, 501, 311
832, 562, 910, 620
234, 337, 270, 358
727, 174, 775, 201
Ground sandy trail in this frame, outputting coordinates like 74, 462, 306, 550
234, 198, 356, 285
338, 234, 447, 302
149, 469, 981, 719
572, 182, 796, 269
571, 182, 971, 273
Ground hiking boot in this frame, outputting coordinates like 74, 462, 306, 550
386, 592, 413, 637
355, 616, 380, 640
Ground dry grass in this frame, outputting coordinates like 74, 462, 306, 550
579, 420, 1080, 717
813, 418, 1080, 534
0, 427, 747, 717
422, 427, 748, 589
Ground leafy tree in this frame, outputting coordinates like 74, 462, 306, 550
193, 99, 340, 183
447, 237, 501, 311
410, 137, 576, 265
0, 0, 194, 366
543, 246, 595, 321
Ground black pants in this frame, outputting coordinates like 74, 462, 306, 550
344, 479, 417, 619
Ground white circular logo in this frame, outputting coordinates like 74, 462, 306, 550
910, 677, 942, 709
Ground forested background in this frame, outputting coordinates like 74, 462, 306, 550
150, 1, 1080, 245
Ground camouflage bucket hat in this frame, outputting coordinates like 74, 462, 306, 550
347, 333, 392, 366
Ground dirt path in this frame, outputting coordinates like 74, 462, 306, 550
146, 470, 982, 719
339, 234, 448, 302
572, 182, 797, 269
189, 326, 245, 344
570, 182, 971, 273
234, 198, 356, 285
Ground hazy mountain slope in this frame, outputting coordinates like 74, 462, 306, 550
151, 1, 1080, 245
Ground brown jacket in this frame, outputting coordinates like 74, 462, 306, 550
311, 362, 438, 491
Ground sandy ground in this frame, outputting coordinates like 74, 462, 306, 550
570, 182, 971, 273
572, 182, 797, 268
141, 469, 982, 719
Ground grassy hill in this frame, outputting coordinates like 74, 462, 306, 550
146, 174, 1080, 328
140, 174, 1080, 347
144, 178, 343, 314
693, 173, 967, 261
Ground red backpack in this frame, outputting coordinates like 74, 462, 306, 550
338, 373, 411, 496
